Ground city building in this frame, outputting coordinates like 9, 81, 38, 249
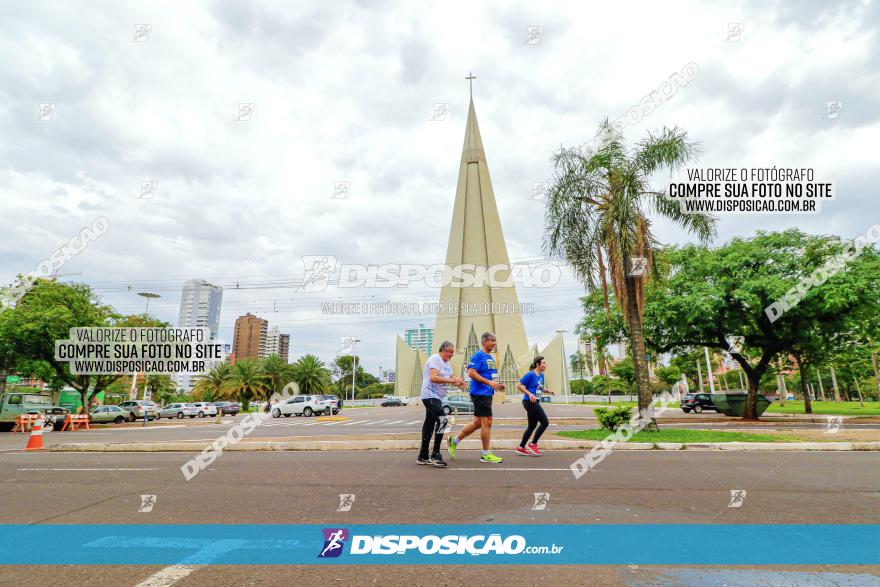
177, 279, 223, 340
264, 326, 291, 362
174, 279, 223, 392
232, 313, 268, 360
404, 324, 434, 356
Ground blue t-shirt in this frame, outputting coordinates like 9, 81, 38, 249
520, 370, 544, 400
467, 350, 497, 396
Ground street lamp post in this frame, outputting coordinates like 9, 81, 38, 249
350, 338, 361, 403
131, 292, 160, 406
137, 292, 161, 315
555, 329, 569, 404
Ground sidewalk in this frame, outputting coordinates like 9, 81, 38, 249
48, 438, 880, 453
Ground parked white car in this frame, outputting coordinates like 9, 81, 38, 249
191, 402, 217, 417
159, 403, 199, 419
271, 395, 331, 418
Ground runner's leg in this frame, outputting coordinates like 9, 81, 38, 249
419, 399, 439, 460
428, 400, 447, 457
531, 401, 550, 444
480, 416, 492, 450
520, 400, 538, 448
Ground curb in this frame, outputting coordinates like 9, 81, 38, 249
48, 440, 880, 453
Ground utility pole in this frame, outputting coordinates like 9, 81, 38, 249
350, 338, 361, 403
704, 347, 716, 393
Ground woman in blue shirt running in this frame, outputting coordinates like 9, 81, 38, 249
515, 355, 551, 456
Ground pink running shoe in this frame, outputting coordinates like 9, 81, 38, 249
514, 446, 532, 456
527, 443, 542, 456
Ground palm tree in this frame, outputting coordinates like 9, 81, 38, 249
291, 354, 332, 395
140, 374, 177, 405
191, 362, 231, 402
223, 359, 267, 409
544, 121, 715, 430
260, 354, 296, 411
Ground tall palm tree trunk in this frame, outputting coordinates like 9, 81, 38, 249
623, 275, 657, 431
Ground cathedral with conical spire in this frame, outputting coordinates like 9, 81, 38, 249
395, 82, 568, 399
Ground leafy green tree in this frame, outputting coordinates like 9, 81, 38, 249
644, 230, 880, 417
292, 354, 332, 395
224, 359, 267, 408
139, 374, 177, 405
655, 364, 682, 386
192, 362, 231, 402
0, 279, 166, 412
544, 121, 715, 429
611, 357, 636, 392
332, 355, 377, 398
260, 354, 296, 410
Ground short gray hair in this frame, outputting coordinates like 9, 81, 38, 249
438, 340, 454, 352
481, 332, 496, 343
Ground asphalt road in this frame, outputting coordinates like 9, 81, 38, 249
0, 449, 877, 586
3, 404, 877, 451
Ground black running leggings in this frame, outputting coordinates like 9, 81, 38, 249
420, 398, 447, 459
520, 399, 549, 447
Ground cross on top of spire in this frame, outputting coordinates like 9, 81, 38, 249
465, 72, 476, 99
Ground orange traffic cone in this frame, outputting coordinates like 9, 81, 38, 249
25, 419, 45, 451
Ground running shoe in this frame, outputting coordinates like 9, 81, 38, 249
514, 446, 532, 456
447, 437, 457, 460
480, 452, 503, 464
417, 456, 432, 465
527, 443, 542, 456
431, 455, 448, 468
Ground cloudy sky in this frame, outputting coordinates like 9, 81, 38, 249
1, 0, 877, 374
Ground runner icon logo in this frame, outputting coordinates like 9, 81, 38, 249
319, 528, 349, 558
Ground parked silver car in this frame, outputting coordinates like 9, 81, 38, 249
191, 402, 217, 417
158, 403, 199, 419
118, 400, 159, 422
88, 405, 128, 424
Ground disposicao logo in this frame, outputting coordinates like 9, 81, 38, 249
319, 528, 348, 558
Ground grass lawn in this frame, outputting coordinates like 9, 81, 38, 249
764, 401, 880, 416
557, 429, 799, 443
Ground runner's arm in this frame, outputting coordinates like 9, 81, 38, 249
429, 368, 457, 385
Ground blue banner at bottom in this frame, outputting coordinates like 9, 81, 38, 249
0, 524, 876, 565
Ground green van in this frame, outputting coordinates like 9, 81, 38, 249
0, 391, 69, 431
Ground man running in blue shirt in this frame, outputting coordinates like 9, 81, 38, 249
447, 332, 505, 463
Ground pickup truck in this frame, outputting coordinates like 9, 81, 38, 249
0, 391, 69, 431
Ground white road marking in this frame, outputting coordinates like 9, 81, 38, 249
134, 564, 197, 587
17, 467, 160, 471
384, 420, 409, 425
450, 468, 576, 472
407, 420, 423, 425
361, 420, 387, 426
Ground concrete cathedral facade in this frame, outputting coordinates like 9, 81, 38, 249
394, 97, 567, 401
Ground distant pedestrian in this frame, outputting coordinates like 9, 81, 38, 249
514, 355, 550, 456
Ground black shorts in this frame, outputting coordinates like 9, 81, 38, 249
470, 394, 493, 417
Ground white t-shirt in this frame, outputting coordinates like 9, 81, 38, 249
420, 354, 452, 400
